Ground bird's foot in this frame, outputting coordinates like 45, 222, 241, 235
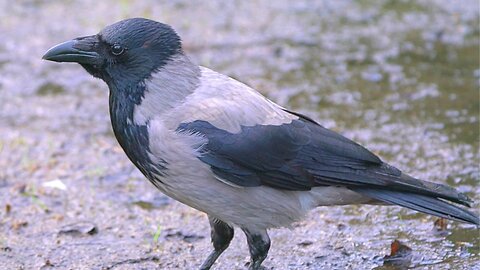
246, 260, 268, 270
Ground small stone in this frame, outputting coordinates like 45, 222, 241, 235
59, 221, 98, 236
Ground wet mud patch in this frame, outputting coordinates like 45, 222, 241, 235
36, 82, 66, 96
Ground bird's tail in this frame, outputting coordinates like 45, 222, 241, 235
353, 188, 479, 225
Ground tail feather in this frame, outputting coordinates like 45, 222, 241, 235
353, 188, 479, 225
397, 174, 473, 207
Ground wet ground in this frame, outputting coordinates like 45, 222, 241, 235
0, 0, 479, 269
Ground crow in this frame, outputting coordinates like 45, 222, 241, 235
43, 18, 478, 270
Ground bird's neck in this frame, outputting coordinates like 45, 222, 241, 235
107, 54, 199, 177
108, 53, 200, 127
130, 54, 201, 125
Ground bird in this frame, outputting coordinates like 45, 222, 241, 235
43, 18, 479, 270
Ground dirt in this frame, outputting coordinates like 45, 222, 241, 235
0, 0, 478, 269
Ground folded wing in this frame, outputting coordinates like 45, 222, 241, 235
177, 115, 478, 224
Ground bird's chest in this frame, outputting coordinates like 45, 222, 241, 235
132, 117, 216, 208
113, 119, 167, 180
109, 92, 167, 181
108, 90, 216, 209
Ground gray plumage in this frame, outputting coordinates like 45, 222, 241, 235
43, 18, 479, 270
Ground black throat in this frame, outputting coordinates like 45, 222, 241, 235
108, 81, 167, 180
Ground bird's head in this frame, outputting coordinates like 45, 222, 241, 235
42, 18, 182, 88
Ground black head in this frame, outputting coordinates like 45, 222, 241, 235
43, 18, 182, 88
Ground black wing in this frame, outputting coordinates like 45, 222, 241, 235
178, 118, 382, 189
176, 116, 478, 224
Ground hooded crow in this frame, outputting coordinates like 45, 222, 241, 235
43, 18, 479, 270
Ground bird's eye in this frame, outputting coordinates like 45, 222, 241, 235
111, 44, 125, 56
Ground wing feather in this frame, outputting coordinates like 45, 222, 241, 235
177, 117, 473, 208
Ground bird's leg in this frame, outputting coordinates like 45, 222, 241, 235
242, 228, 271, 270
200, 216, 234, 270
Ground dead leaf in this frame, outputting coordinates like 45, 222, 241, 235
383, 239, 412, 267
52, 214, 64, 222
12, 220, 28, 230
434, 218, 447, 231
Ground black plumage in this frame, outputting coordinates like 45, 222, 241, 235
178, 117, 477, 224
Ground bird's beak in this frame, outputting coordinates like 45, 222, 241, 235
42, 35, 100, 64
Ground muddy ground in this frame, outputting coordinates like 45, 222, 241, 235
0, 0, 479, 269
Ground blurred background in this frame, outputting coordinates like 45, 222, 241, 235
0, 0, 478, 269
